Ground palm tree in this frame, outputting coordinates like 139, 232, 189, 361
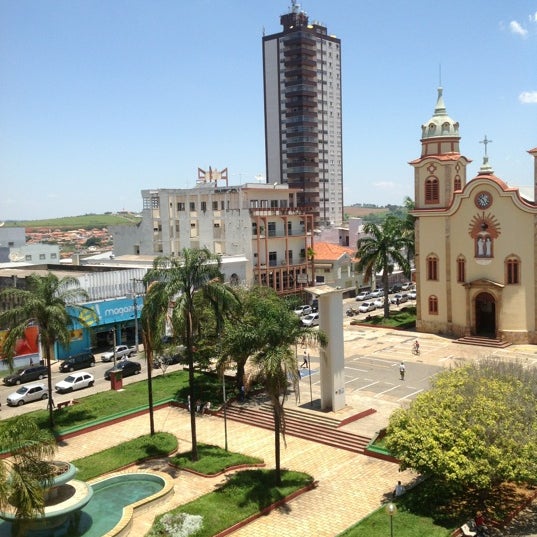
139, 281, 169, 436
143, 247, 238, 461
0, 415, 56, 536
356, 215, 413, 318
223, 287, 327, 485
0, 273, 91, 428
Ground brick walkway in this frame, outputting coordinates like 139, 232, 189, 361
56, 404, 415, 536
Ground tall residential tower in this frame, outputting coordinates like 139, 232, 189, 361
263, 2, 343, 227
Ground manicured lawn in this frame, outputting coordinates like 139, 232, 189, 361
147, 469, 313, 537
351, 306, 416, 329
73, 432, 178, 481
170, 443, 263, 475
0, 369, 231, 434
338, 504, 452, 537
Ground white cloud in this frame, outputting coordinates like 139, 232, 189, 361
519, 91, 537, 104
509, 20, 528, 37
530, 11, 537, 23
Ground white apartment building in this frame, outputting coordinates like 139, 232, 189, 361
111, 182, 314, 295
263, 2, 343, 228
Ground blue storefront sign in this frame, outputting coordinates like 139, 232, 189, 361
59, 296, 144, 359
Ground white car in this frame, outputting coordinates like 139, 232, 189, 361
294, 305, 312, 317
373, 298, 386, 309
7, 383, 49, 406
101, 345, 137, 362
301, 312, 319, 327
369, 289, 383, 298
55, 372, 95, 393
358, 302, 376, 313
355, 291, 373, 301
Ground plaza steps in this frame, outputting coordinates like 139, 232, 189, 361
456, 335, 511, 348
217, 401, 372, 454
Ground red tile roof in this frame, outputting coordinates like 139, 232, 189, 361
312, 242, 355, 261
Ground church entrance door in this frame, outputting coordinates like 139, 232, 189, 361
475, 292, 496, 337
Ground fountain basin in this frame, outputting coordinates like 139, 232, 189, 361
0, 471, 173, 537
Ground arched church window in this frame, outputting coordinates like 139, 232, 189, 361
456, 256, 466, 283
428, 295, 438, 315
506, 256, 520, 284
425, 177, 439, 203
454, 175, 461, 191
427, 254, 439, 281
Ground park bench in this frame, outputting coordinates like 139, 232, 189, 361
56, 400, 79, 410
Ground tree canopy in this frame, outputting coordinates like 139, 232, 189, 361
386, 359, 537, 491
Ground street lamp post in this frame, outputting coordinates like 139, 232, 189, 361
385, 502, 397, 537
308, 352, 313, 407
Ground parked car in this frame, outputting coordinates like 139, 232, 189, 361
59, 352, 96, 373
358, 301, 376, 313
390, 293, 409, 305
408, 290, 417, 299
389, 283, 404, 294
401, 282, 412, 291
294, 305, 312, 317
3, 365, 48, 386
301, 312, 319, 327
101, 345, 137, 362
373, 298, 386, 309
104, 360, 142, 380
7, 383, 49, 406
55, 372, 95, 393
369, 289, 383, 298
355, 291, 373, 301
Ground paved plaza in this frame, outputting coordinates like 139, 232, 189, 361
47, 325, 537, 535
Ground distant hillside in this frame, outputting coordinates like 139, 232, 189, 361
344, 206, 389, 218
4, 213, 141, 230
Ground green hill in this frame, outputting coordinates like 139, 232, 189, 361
4, 213, 141, 230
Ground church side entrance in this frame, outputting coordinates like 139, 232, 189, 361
475, 292, 496, 337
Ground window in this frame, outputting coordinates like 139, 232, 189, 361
25, 255, 32, 261
427, 255, 439, 280
425, 177, 439, 203
428, 295, 438, 315
177, 202, 185, 211
456, 256, 465, 283
506, 256, 520, 284
189, 202, 195, 211
51, 253, 57, 259
39, 254, 46, 260
212, 201, 218, 210
454, 176, 461, 190
269, 251, 277, 266
201, 201, 207, 212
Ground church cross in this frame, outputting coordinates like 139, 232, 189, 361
479, 135, 493, 157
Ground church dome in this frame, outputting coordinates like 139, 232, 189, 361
421, 87, 459, 140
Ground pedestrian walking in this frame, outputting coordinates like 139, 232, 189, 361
399, 361, 406, 381
301, 351, 309, 369
412, 340, 420, 355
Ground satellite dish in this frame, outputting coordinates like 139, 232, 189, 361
9, 250, 25, 262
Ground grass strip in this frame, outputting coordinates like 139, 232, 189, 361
72, 432, 178, 481
147, 469, 313, 537
170, 444, 263, 475
0, 369, 229, 434
337, 503, 452, 537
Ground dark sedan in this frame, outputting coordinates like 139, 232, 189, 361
104, 360, 141, 380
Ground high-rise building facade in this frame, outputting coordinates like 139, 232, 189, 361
263, 2, 343, 228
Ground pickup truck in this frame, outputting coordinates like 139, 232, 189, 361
101, 345, 137, 362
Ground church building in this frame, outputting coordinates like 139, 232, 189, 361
412, 88, 537, 344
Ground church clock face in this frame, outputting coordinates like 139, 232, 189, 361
475, 191, 492, 209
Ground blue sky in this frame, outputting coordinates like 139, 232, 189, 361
1, 0, 536, 221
